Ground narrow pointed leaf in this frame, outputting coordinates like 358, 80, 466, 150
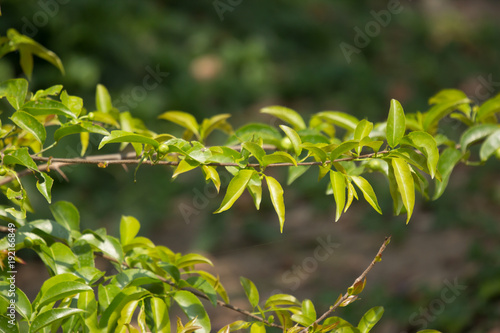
261, 106, 306, 130
357, 306, 384, 333
30, 308, 84, 333
406, 131, 439, 178
476, 94, 500, 121
96, 84, 113, 113
433, 148, 462, 200
50, 201, 80, 231
265, 175, 285, 232
54, 121, 109, 142
331, 141, 359, 161
199, 114, 232, 141
387, 99, 406, 148
262, 151, 297, 166
391, 158, 415, 223
22, 99, 76, 119
242, 141, 266, 164
36, 172, 53, 203
280, 125, 302, 156
350, 176, 382, 214
315, 111, 359, 132
330, 171, 346, 222
214, 169, 254, 214
240, 277, 259, 308
99, 130, 159, 149
460, 124, 500, 153
247, 172, 262, 210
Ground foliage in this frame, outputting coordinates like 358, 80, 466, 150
1, 28, 500, 333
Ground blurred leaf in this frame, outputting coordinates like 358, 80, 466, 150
240, 277, 259, 308
348, 278, 366, 296
265, 175, 285, 232
11, 110, 46, 144
287, 165, 310, 185
150, 297, 170, 333
96, 84, 113, 113
391, 158, 414, 223
264, 294, 300, 308
433, 148, 462, 200
159, 111, 200, 139
460, 124, 500, 153
301, 143, 327, 163
120, 216, 140, 246
176, 253, 213, 269
3, 147, 38, 171
227, 123, 282, 147
60, 90, 83, 117
405, 131, 439, 179
357, 306, 384, 333
199, 114, 232, 141
315, 111, 359, 132
350, 176, 382, 214
250, 322, 266, 333
173, 290, 211, 333
261, 105, 306, 130
50, 201, 80, 232
476, 93, 500, 121
423, 98, 471, 132
99, 130, 159, 149
386, 99, 405, 148
0, 78, 28, 109
480, 129, 500, 161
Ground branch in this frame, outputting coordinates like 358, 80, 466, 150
97, 253, 283, 329
299, 236, 391, 333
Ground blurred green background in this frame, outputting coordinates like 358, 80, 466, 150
1, 1, 500, 332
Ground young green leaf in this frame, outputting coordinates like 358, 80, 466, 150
480, 129, 500, 161
98, 130, 159, 149
227, 123, 282, 147
280, 125, 302, 156
331, 140, 359, 161
261, 105, 306, 131
262, 151, 297, 167
406, 131, 439, 178
37, 281, 92, 309
50, 201, 80, 232
423, 98, 471, 133
386, 99, 406, 148
36, 172, 53, 204
330, 171, 346, 222
202, 165, 221, 193
199, 114, 232, 141
120, 216, 141, 246
0, 78, 28, 109
54, 121, 109, 142
357, 306, 384, 333
240, 277, 259, 308
95, 84, 113, 113
315, 111, 360, 132
173, 290, 211, 333
30, 308, 84, 333
265, 175, 285, 232
247, 172, 262, 210
172, 158, 200, 178
150, 297, 170, 333
21, 99, 76, 119
476, 93, 500, 121
214, 169, 254, 214
345, 180, 358, 213
3, 147, 38, 171
11, 110, 46, 144
460, 124, 500, 153
433, 148, 462, 200
242, 141, 266, 165
158, 111, 200, 139
350, 175, 382, 214
391, 158, 415, 223
354, 119, 373, 142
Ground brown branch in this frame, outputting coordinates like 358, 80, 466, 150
97, 253, 283, 329
299, 236, 391, 333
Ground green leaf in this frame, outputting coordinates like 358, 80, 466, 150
460, 124, 500, 153
433, 148, 462, 200
227, 123, 282, 147
36, 172, 53, 203
287, 165, 311, 185
176, 253, 213, 268
11, 110, 46, 144
54, 121, 109, 142
99, 130, 159, 149
242, 141, 266, 165
150, 297, 170, 333
262, 151, 297, 167
357, 306, 384, 333
247, 172, 262, 210
37, 281, 92, 309
265, 175, 285, 232
96, 84, 113, 113
214, 169, 255, 214
354, 120, 373, 154
280, 125, 302, 156
331, 140, 359, 161
405, 131, 439, 179
250, 322, 266, 333
172, 158, 200, 178
199, 114, 232, 141
476, 94, 500, 121
480, 129, 500, 161
240, 277, 259, 308
264, 294, 300, 309
173, 290, 211, 333
120, 216, 140, 246
301, 143, 327, 163
423, 98, 471, 132
261, 105, 306, 130
21, 99, 76, 119
50, 201, 80, 232
391, 158, 415, 223
79, 232, 124, 264
112, 269, 161, 289
0, 78, 28, 109
386, 99, 406, 148
30, 308, 84, 333
330, 171, 346, 222
60, 90, 83, 117
202, 165, 221, 193
99, 286, 149, 331
184, 276, 218, 307
33, 85, 63, 100
3, 148, 38, 171
315, 111, 360, 132
38, 242, 78, 275
159, 111, 200, 139
350, 176, 382, 214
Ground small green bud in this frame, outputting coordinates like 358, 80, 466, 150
158, 144, 169, 155
88, 112, 95, 121
24, 237, 33, 247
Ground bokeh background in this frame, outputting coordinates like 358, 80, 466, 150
1, 0, 500, 332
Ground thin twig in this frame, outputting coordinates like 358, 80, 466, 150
97, 253, 283, 329
299, 236, 391, 333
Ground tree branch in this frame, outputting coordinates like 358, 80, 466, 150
299, 236, 391, 333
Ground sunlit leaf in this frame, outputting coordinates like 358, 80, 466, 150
265, 175, 285, 232
11, 110, 46, 144
54, 121, 109, 142
357, 306, 384, 333
36, 172, 53, 203
261, 105, 306, 130
262, 151, 297, 167
159, 111, 200, 139
460, 124, 500, 153
173, 290, 211, 333
280, 125, 302, 156
405, 131, 439, 178
350, 176, 382, 214
315, 111, 359, 132
0, 78, 28, 109
96, 84, 113, 113
476, 93, 500, 121
30, 308, 84, 333
22, 99, 76, 119
391, 158, 414, 223
433, 148, 462, 200
386, 99, 406, 148
330, 171, 346, 222
480, 129, 500, 161
99, 130, 159, 149
240, 277, 259, 308
423, 97, 471, 133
